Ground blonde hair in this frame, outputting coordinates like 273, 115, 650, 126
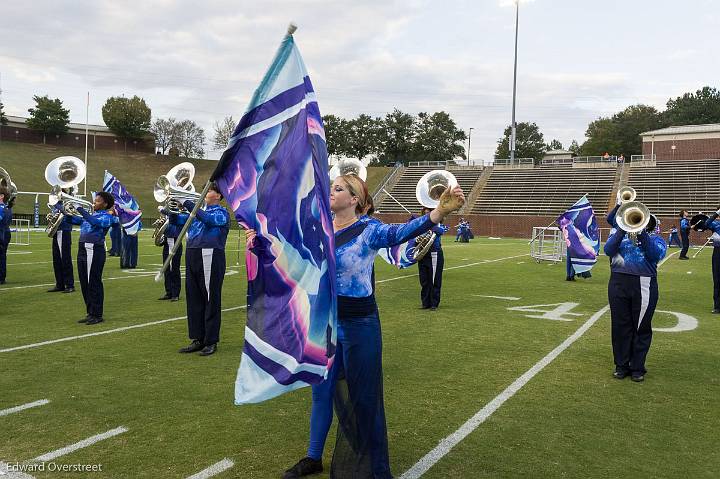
339, 174, 370, 215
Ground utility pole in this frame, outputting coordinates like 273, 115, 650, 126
509, 0, 520, 162
467, 127, 474, 166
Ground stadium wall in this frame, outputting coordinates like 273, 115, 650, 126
642, 137, 720, 161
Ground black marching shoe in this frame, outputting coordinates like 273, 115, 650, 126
86, 316, 104, 325
158, 294, 172, 300
631, 374, 645, 382
712, 309, 720, 314
678, 256, 690, 260
613, 369, 629, 379
199, 344, 217, 356
170, 297, 179, 302
47, 287, 64, 293
78, 315, 92, 324
63, 287, 75, 293
282, 457, 323, 479
179, 340, 204, 354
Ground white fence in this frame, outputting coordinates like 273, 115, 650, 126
10, 219, 31, 245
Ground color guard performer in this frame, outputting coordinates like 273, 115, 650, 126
178, 183, 230, 356
72, 192, 118, 325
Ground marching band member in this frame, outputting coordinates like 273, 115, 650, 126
178, 182, 230, 356
701, 211, 720, 313
158, 205, 189, 301
271, 174, 464, 479
72, 192, 118, 325
418, 206, 448, 310
679, 210, 690, 259
604, 204, 667, 382
48, 198, 76, 293
0, 186, 11, 285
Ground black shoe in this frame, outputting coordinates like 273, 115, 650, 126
47, 287, 64, 293
282, 457, 323, 479
712, 309, 720, 314
170, 297, 179, 302
430, 306, 437, 311
179, 340, 204, 354
199, 344, 217, 356
158, 294, 172, 300
63, 287, 75, 293
566, 277, 575, 281
613, 370, 628, 379
420, 305, 430, 310
678, 256, 689, 260
631, 374, 645, 382
0, 281, 5, 285
86, 316, 104, 325
78, 315, 92, 324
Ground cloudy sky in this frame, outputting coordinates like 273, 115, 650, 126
1, 0, 717, 161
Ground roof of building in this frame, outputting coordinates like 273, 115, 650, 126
6, 115, 112, 133
640, 123, 720, 136
545, 149, 572, 155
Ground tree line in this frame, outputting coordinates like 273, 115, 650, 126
499, 86, 720, 160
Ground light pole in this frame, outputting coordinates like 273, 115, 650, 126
509, 0, 520, 162
467, 127, 474, 166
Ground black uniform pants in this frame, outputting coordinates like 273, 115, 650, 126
185, 248, 225, 345
120, 233, 138, 268
52, 230, 74, 289
162, 238, 183, 298
418, 249, 444, 309
77, 242, 106, 318
0, 232, 7, 283
712, 247, 720, 310
680, 229, 690, 257
608, 272, 658, 375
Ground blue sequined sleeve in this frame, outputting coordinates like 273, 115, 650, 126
639, 233, 667, 263
606, 205, 619, 228
705, 215, 720, 233
70, 215, 83, 225
604, 228, 625, 257
0, 204, 5, 221
195, 207, 229, 226
367, 213, 435, 249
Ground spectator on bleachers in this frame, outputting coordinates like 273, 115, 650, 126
679, 210, 691, 259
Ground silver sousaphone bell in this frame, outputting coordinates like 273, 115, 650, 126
616, 185, 636, 204
329, 158, 367, 181
411, 170, 459, 261
615, 200, 651, 243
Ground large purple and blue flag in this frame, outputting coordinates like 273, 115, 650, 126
103, 171, 142, 235
557, 195, 600, 273
211, 27, 337, 404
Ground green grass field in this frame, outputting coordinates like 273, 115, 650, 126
0, 142, 388, 216
1, 232, 718, 478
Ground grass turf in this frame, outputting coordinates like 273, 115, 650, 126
0, 232, 718, 478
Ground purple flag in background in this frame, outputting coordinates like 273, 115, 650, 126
103, 171, 142, 235
211, 30, 336, 404
557, 195, 599, 274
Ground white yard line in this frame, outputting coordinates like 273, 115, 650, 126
185, 458, 235, 479
473, 295, 521, 301
658, 250, 679, 267
31, 427, 128, 463
0, 399, 50, 417
399, 305, 610, 479
0, 306, 248, 354
376, 254, 529, 285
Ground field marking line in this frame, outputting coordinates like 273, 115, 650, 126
658, 250, 679, 267
6, 261, 53, 266
473, 295, 521, 301
31, 426, 128, 463
376, 254, 529, 285
1, 254, 525, 353
7, 252, 32, 255
185, 458, 235, 479
399, 305, 610, 479
0, 400, 50, 417
0, 306, 248, 354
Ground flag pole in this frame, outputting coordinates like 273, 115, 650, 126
84, 92, 89, 198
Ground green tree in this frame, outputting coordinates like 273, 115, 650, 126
664, 86, 720, 125
546, 139, 563, 151
322, 114, 349, 159
412, 111, 466, 164
26, 95, 70, 144
101, 96, 151, 150
580, 104, 664, 156
494, 122, 545, 161
344, 114, 383, 161
375, 109, 416, 165
172, 119, 205, 158
0, 100, 7, 125
568, 139, 581, 156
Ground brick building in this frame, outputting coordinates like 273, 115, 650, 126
0, 115, 155, 153
641, 124, 720, 160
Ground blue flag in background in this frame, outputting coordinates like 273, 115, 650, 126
557, 195, 599, 274
211, 29, 336, 404
103, 171, 142, 235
